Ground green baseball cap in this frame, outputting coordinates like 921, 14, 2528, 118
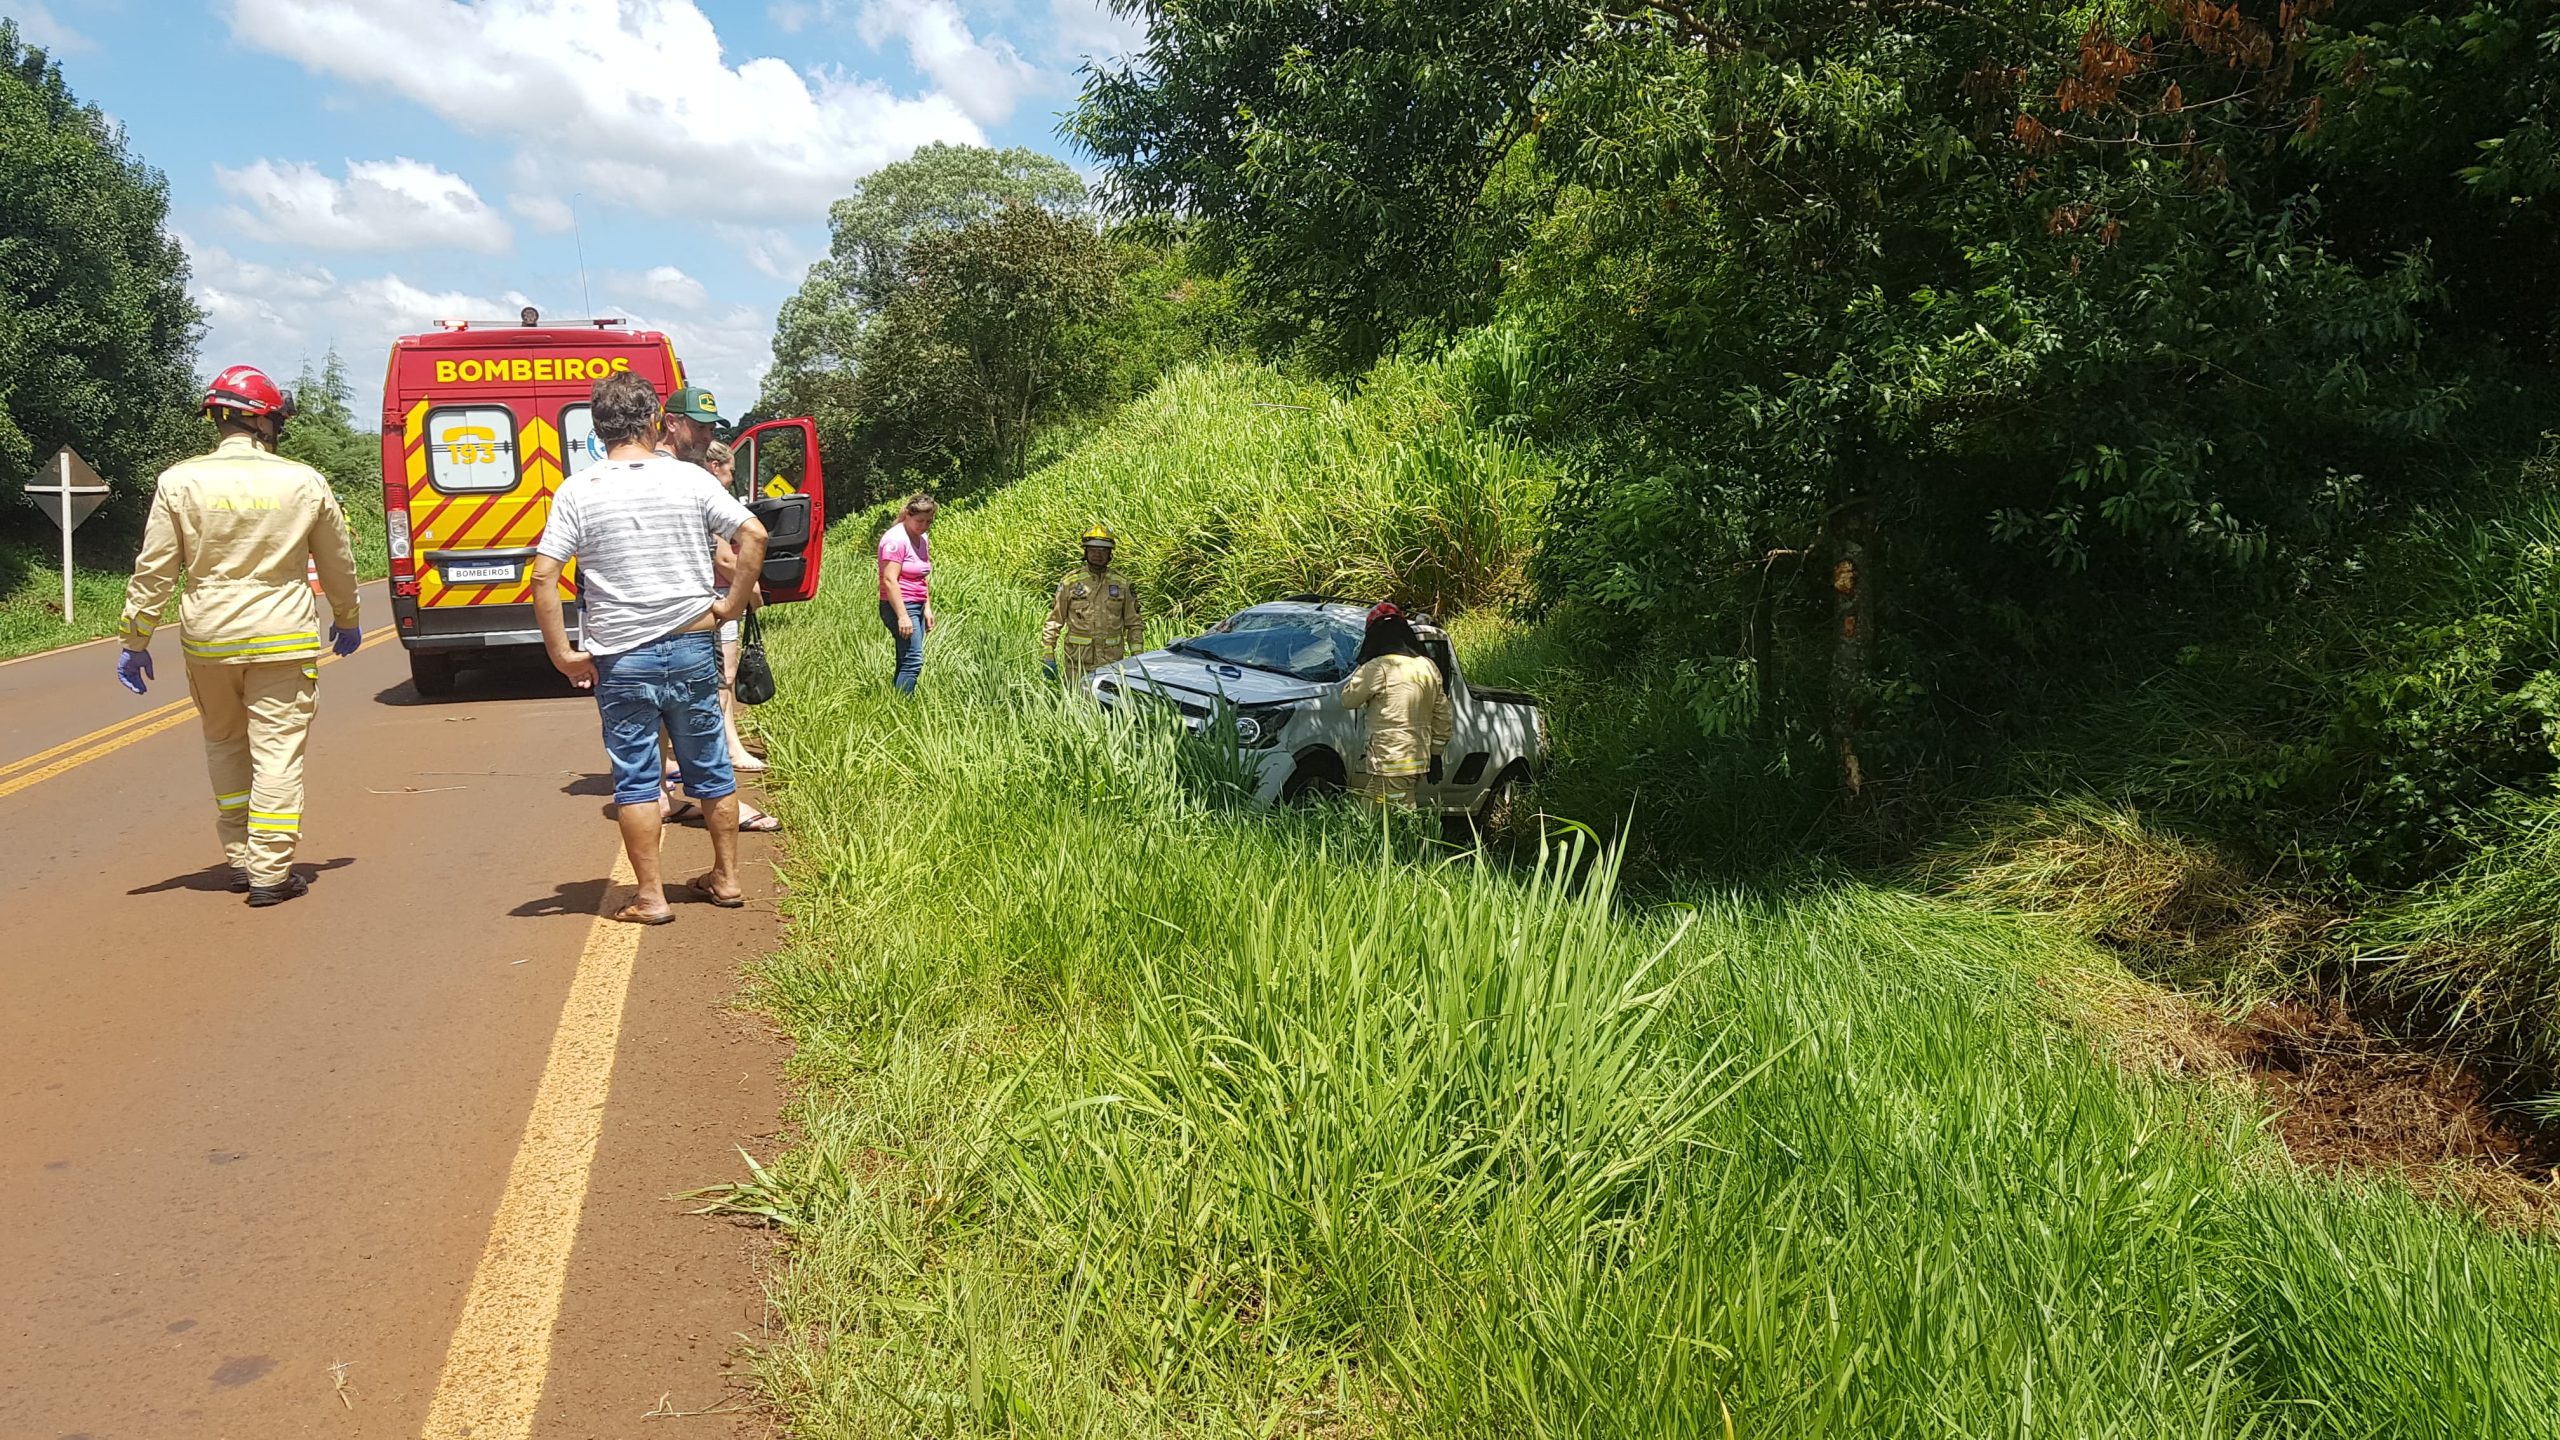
665, 386, 727, 426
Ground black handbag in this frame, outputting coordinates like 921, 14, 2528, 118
734, 610, 777, 706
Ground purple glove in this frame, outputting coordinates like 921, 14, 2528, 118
115, 648, 154, 695
330, 624, 362, 657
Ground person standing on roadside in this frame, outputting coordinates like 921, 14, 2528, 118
1040, 523, 1143, 685
699, 440, 768, 778
114, 365, 363, 908
1337, 602, 1451, 808
877, 493, 937, 695
531, 372, 768, 924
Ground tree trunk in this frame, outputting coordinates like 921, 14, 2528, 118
1827, 512, 1875, 803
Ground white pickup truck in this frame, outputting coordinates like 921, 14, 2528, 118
1086, 596, 1547, 827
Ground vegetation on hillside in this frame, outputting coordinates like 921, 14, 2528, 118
731, 411, 2560, 1435
1076, 0, 2560, 820
759, 143, 1240, 504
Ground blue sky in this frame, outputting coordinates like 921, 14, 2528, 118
3, 0, 1138, 421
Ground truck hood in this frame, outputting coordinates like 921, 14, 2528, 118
1097, 649, 1330, 708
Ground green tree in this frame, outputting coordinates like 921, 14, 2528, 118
0, 20, 202, 530
762, 144, 1089, 500
1080, 0, 2502, 797
1072, 0, 1594, 371
279, 349, 380, 501
852, 204, 1120, 484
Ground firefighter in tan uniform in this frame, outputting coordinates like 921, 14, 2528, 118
1040, 524, 1144, 684
1337, 603, 1451, 807
115, 365, 363, 907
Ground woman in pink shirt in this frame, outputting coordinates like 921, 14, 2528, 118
877, 493, 937, 694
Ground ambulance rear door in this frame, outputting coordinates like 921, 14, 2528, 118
728, 417, 826, 603
406, 387, 556, 625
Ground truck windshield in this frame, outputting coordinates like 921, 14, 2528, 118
1170, 609, 1362, 682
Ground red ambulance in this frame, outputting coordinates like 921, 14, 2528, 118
377, 317, 824, 696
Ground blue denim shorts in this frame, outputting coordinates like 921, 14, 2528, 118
594, 629, 735, 807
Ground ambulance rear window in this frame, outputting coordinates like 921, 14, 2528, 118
426, 406, 520, 493
560, 405, 606, 476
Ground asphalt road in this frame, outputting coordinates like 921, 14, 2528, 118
0, 589, 786, 1438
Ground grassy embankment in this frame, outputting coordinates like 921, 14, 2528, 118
0, 497, 387, 662
732, 364, 2560, 1437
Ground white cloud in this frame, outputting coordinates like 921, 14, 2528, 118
225, 0, 991, 224
715, 223, 823, 284
2, 1, 95, 53
187, 238, 773, 425
508, 191, 577, 234
767, 0, 826, 32
859, 0, 1044, 127
606, 264, 712, 313
1046, 0, 1145, 68
217, 157, 513, 255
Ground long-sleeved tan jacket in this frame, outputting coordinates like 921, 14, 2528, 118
1040, 565, 1144, 660
1339, 653, 1452, 777
119, 434, 361, 664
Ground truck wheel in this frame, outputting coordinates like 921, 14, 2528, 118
1281, 751, 1345, 804
1455, 763, 1527, 842
408, 650, 457, 698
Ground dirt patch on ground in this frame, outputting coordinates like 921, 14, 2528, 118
2097, 986, 2560, 1233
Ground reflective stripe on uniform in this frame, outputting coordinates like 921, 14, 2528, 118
247, 811, 301, 833
120, 617, 157, 642
215, 790, 251, 811
1064, 634, 1094, 646
183, 631, 320, 659
1371, 758, 1430, 776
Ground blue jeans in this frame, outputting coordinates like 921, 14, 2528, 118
594, 629, 734, 807
881, 599, 927, 694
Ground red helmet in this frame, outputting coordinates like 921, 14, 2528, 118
1366, 601, 1403, 623
204, 365, 294, 419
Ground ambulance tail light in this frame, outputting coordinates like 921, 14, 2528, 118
385, 472, 418, 599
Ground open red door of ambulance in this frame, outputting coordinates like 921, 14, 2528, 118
727, 417, 825, 604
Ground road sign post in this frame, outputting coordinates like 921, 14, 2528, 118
25, 447, 110, 625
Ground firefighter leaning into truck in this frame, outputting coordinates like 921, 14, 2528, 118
1040, 524, 1143, 684
1338, 602, 1451, 808
114, 365, 363, 908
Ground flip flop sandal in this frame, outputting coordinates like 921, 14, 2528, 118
739, 809, 781, 832
689, 874, 747, 908
613, 903, 676, 926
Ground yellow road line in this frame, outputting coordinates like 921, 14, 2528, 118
0, 628, 396, 803
420, 850, 644, 1440
0, 698, 193, 783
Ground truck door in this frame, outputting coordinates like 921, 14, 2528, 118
1422, 632, 1492, 810
728, 418, 826, 603
409, 399, 558, 613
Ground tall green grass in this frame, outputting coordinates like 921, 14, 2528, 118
954, 361, 1552, 630
0, 492, 386, 662
733, 443, 2560, 1435
0, 535, 133, 659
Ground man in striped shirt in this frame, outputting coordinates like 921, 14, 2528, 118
532, 372, 767, 925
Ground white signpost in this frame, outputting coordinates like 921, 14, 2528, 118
25, 447, 110, 624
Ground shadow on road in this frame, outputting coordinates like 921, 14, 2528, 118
128, 856, 356, 896
560, 773, 616, 798
373, 652, 586, 708
513, 876, 614, 919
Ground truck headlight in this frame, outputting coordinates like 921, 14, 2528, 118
1234, 705, 1295, 749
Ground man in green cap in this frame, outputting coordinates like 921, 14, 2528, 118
660, 385, 727, 468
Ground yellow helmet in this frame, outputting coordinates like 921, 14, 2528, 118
1080, 523, 1116, 546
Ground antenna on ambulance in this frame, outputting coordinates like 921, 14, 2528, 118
569, 192, 595, 320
